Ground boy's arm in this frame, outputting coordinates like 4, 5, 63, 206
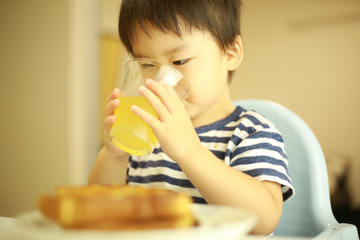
88, 146, 129, 185
177, 146, 283, 235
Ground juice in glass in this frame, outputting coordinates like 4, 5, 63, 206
110, 96, 158, 156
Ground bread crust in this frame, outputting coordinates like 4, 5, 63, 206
38, 185, 195, 230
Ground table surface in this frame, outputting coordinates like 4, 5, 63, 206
0, 216, 310, 240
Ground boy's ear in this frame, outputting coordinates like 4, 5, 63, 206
226, 35, 243, 71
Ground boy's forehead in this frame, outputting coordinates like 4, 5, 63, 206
132, 31, 188, 58
131, 23, 213, 57
133, 21, 188, 42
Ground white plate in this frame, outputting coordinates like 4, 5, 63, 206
17, 204, 257, 240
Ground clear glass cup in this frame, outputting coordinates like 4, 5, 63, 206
110, 58, 190, 156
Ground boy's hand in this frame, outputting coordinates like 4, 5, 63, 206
131, 79, 203, 162
103, 88, 129, 160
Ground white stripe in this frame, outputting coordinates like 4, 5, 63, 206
198, 129, 234, 137
227, 140, 236, 151
240, 137, 285, 150
225, 120, 240, 127
234, 148, 287, 162
128, 164, 188, 180
129, 181, 202, 198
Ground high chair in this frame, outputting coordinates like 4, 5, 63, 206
232, 99, 358, 239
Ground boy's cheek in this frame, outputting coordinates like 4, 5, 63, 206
181, 101, 196, 118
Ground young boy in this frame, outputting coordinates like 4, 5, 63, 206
89, 0, 294, 235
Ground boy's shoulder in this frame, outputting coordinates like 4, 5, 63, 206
237, 107, 276, 129
197, 106, 276, 134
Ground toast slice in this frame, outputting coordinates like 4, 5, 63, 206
37, 185, 195, 230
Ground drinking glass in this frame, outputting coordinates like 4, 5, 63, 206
110, 58, 190, 156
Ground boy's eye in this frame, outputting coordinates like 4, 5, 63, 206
141, 63, 155, 68
172, 59, 188, 65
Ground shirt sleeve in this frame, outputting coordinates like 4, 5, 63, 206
229, 111, 295, 202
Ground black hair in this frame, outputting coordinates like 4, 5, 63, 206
118, 0, 241, 55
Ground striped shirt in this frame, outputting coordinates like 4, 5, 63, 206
127, 106, 295, 203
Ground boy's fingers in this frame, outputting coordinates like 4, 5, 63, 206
145, 79, 181, 114
145, 80, 170, 101
131, 105, 159, 130
138, 85, 169, 120
104, 115, 116, 133
105, 99, 120, 116
107, 88, 121, 101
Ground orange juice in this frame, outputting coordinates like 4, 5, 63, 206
110, 96, 158, 155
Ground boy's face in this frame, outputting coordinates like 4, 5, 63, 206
131, 24, 237, 127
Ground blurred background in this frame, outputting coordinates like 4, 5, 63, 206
0, 0, 359, 229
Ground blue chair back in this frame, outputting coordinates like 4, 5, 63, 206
233, 99, 358, 239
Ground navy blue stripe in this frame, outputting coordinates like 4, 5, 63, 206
231, 156, 288, 170
222, 125, 238, 131
210, 150, 226, 160
248, 131, 283, 142
128, 174, 195, 188
237, 123, 257, 135
243, 168, 291, 183
129, 159, 181, 171
199, 136, 230, 143
283, 188, 294, 201
232, 142, 287, 159
152, 147, 163, 154
229, 134, 244, 145
193, 197, 207, 204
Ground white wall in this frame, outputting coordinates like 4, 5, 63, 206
0, 0, 99, 217
0, 0, 70, 217
231, 0, 360, 208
